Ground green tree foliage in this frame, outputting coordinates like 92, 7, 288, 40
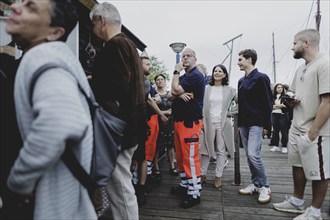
147, 55, 169, 84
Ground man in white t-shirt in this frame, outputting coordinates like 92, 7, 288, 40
273, 29, 330, 220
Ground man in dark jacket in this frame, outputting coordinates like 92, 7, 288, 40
90, 2, 145, 219
237, 49, 273, 204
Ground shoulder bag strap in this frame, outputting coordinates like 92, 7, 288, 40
29, 64, 98, 195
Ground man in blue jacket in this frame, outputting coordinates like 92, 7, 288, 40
237, 49, 273, 204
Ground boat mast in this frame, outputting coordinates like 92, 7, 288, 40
272, 32, 276, 83
221, 34, 243, 80
316, 0, 321, 31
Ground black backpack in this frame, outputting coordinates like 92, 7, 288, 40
62, 87, 125, 194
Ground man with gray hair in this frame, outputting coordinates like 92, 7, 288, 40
273, 29, 329, 220
90, 2, 145, 219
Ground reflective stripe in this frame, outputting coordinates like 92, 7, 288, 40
180, 172, 188, 187
189, 141, 197, 185
174, 120, 203, 197
147, 160, 153, 175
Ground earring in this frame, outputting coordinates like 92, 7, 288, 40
46, 36, 53, 41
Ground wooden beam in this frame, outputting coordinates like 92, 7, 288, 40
78, 0, 96, 10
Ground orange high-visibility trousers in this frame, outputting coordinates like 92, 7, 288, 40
145, 114, 159, 174
174, 120, 203, 197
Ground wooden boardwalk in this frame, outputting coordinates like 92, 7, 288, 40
139, 138, 330, 220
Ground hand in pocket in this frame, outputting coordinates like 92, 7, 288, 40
300, 133, 318, 145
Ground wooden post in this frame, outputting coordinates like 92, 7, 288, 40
232, 113, 242, 186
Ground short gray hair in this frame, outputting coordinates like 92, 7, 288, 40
90, 2, 121, 26
196, 64, 207, 76
295, 29, 320, 46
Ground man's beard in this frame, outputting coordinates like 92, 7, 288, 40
293, 50, 303, 59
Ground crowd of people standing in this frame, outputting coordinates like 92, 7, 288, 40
0, 1, 328, 220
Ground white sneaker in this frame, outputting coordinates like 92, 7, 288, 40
239, 183, 259, 195
273, 196, 305, 214
270, 146, 280, 152
293, 207, 322, 220
258, 186, 271, 204
282, 148, 288, 154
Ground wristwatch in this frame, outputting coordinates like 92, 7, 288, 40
173, 70, 180, 75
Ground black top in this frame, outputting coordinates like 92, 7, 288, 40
238, 68, 273, 129
172, 67, 205, 122
0, 52, 22, 203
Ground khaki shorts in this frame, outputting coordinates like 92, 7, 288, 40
288, 131, 329, 180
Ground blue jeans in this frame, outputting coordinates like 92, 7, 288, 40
240, 126, 269, 188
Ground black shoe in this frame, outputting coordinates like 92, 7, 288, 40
145, 183, 153, 194
209, 157, 216, 163
137, 191, 148, 207
169, 168, 179, 176
136, 185, 149, 207
181, 195, 200, 209
152, 170, 162, 183
147, 174, 159, 185
145, 175, 156, 193
170, 185, 187, 198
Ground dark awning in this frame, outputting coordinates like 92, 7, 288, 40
0, 0, 147, 75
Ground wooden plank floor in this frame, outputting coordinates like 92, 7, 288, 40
139, 138, 330, 220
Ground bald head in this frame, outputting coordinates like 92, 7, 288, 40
182, 48, 196, 58
181, 48, 197, 71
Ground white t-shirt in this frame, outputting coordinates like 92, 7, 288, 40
272, 94, 283, 114
290, 53, 330, 136
210, 86, 223, 122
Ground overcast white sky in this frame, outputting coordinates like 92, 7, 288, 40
99, 0, 329, 87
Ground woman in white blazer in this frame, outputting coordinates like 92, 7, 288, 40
199, 64, 236, 188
